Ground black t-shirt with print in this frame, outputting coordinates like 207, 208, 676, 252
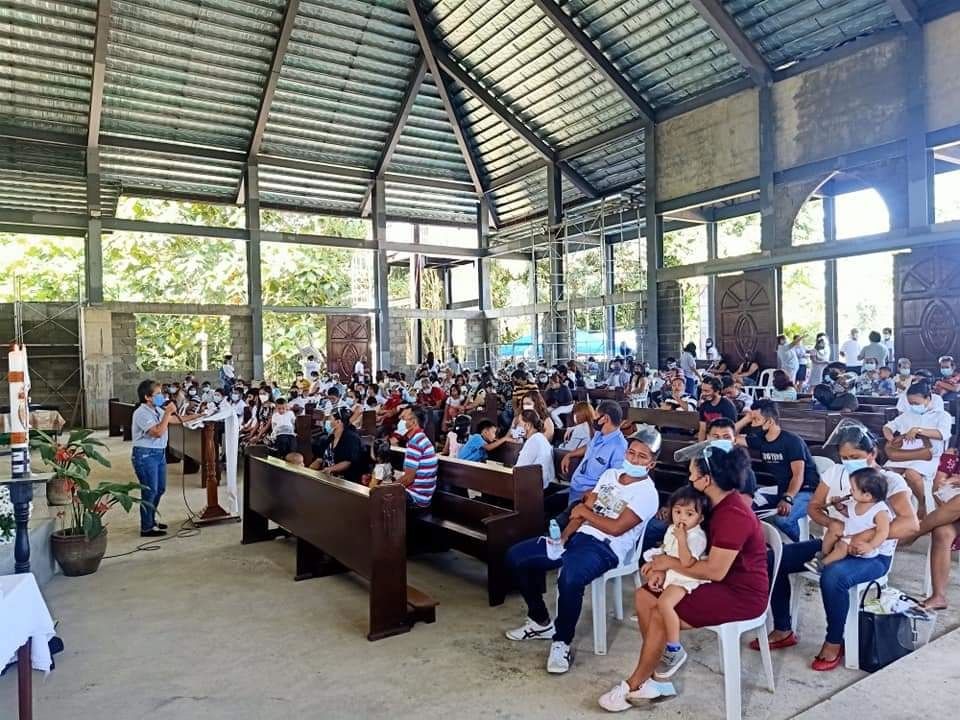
746, 428, 819, 495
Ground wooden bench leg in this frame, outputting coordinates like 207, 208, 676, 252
295, 538, 347, 581
241, 509, 270, 545
17, 640, 31, 720
487, 557, 509, 607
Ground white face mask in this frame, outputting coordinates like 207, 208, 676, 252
259, 394, 269, 402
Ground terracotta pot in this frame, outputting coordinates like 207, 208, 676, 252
51, 529, 108, 577
46, 476, 74, 506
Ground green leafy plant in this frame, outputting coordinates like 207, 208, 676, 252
31, 429, 145, 540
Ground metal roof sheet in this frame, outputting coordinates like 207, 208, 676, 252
260, 0, 422, 168
422, 0, 642, 148
724, 0, 897, 69
385, 180, 477, 224
490, 168, 583, 225
568, 128, 646, 194
100, 146, 243, 200
258, 160, 369, 213
387, 71, 472, 182
1, 0, 97, 134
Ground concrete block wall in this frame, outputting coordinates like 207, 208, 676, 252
657, 282, 683, 368
111, 312, 138, 404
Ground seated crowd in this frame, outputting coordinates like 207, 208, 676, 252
154, 336, 955, 712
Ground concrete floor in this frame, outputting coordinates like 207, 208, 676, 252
2, 433, 958, 720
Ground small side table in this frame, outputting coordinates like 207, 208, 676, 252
0, 473, 54, 574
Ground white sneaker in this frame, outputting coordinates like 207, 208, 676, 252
598, 681, 633, 712
546, 641, 572, 674
505, 617, 554, 641
598, 679, 677, 712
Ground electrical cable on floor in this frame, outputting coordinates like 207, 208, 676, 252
102, 454, 203, 560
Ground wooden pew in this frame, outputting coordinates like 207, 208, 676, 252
391, 450, 543, 606
108, 398, 135, 441
627, 407, 700, 435
486, 440, 576, 513
242, 448, 436, 641
469, 392, 498, 431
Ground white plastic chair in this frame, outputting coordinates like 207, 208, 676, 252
789, 570, 889, 670
704, 523, 782, 720
555, 522, 648, 656
812, 455, 835, 477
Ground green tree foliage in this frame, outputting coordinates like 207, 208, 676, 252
0, 234, 84, 302
136, 314, 231, 372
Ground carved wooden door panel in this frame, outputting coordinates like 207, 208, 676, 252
895, 247, 960, 370
326, 316, 371, 377
715, 270, 779, 370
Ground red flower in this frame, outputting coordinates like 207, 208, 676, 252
54, 448, 70, 464
94, 500, 109, 515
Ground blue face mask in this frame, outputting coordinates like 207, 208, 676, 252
941, 368, 953, 377
899, 368, 911, 376
152, 394, 165, 408
396, 420, 408, 436
842, 458, 870, 473
910, 403, 927, 415
324, 420, 333, 433
708, 439, 734, 453
621, 460, 649, 478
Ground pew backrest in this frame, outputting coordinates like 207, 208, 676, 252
628, 407, 700, 434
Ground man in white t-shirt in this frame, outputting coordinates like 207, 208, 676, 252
840, 329, 862, 373
503, 432, 660, 675
353, 358, 365, 382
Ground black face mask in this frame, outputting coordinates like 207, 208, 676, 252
593, 417, 605, 432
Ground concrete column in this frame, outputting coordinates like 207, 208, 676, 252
244, 161, 264, 378
759, 85, 776, 251
476, 199, 492, 367
81, 306, 113, 428
602, 231, 615, 356
644, 122, 661, 366
411, 223, 422, 364
706, 220, 717, 342
904, 27, 930, 229
85, 148, 104, 304
823, 195, 839, 355
372, 178, 391, 370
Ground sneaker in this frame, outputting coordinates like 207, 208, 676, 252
628, 679, 677, 703
653, 645, 688, 680
598, 680, 676, 712
804, 557, 823, 575
140, 528, 166, 538
546, 641, 573, 674
505, 618, 555, 641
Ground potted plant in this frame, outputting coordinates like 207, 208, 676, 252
51, 476, 150, 576
31, 429, 111, 506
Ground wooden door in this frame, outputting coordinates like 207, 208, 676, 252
715, 270, 778, 370
326, 316, 371, 377
895, 246, 960, 369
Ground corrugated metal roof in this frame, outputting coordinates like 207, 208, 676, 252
260, 0, 422, 168
100, 146, 243, 200
385, 180, 476, 224
568, 128, 646, 195
258, 160, 369, 212
387, 71, 471, 182
102, 0, 284, 149
422, 0, 643, 147
1, 0, 97, 134
564, 0, 746, 111
724, 0, 897, 69
490, 168, 583, 225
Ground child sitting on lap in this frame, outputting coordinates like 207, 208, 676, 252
641, 487, 710, 679
810, 467, 891, 570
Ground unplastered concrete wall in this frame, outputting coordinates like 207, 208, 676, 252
656, 88, 759, 201
773, 35, 908, 171
926, 12, 960, 132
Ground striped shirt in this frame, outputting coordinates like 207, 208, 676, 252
403, 430, 438, 507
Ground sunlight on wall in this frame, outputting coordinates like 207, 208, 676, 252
835, 188, 890, 239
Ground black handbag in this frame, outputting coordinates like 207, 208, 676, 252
858, 581, 936, 672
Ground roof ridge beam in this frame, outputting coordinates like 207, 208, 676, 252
248, 0, 300, 160
530, 0, 655, 123
686, 0, 772, 86
405, 0, 488, 202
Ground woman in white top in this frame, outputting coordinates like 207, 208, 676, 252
515, 409, 556, 489
768, 369, 798, 401
884, 381, 953, 516
560, 401, 595, 451
757, 422, 919, 669
809, 333, 831, 387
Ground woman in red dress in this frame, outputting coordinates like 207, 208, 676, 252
599, 443, 768, 711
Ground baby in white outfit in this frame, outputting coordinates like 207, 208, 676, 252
822, 467, 891, 565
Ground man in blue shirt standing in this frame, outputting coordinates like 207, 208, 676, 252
561, 400, 628, 504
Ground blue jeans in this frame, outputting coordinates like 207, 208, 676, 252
506, 533, 619, 644
132, 447, 167, 532
769, 539, 892, 643
755, 489, 813, 542
684, 377, 697, 396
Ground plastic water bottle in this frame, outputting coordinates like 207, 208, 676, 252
546, 519, 563, 560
